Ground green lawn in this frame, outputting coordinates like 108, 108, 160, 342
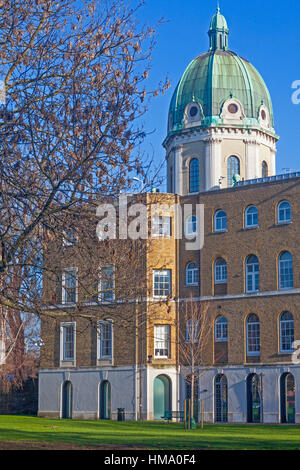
0, 416, 300, 449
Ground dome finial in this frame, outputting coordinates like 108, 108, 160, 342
208, 4, 229, 51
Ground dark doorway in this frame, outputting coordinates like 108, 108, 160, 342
100, 380, 111, 420
280, 373, 295, 423
247, 374, 261, 423
62, 381, 73, 419
215, 374, 228, 423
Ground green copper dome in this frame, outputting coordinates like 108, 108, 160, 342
167, 7, 274, 136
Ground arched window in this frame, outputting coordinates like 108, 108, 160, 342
215, 316, 228, 342
279, 312, 294, 353
278, 251, 293, 290
277, 201, 292, 224
214, 258, 227, 284
246, 314, 260, 356
189, 159, 199, 193
262, 161, 268, 178
227, 156, 240, 187
245, 255, 259, 293
186, 319, 200, 343
280, 373, 295, 423
186, 262, 199, 286
215, 374, 228, 423
245, 206, 258, 228
214, 210, 227, 232
185, 215, 197, 237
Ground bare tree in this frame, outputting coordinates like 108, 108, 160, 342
0, 0, 169, 380
178, 299, 212, 423
0, 0, 169, 314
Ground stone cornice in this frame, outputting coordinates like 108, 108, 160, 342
164, 127, 278, 154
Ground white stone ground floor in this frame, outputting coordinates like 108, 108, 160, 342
38, 364, 300, 424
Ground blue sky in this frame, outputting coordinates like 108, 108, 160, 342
136, 0, 300, 191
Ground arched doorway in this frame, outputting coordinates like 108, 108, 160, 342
100, 380, 111, 420
62, 381, 73, 419
215, 374, 228, 422
280, 373, 295, 423
247, 374, 261, 423
153, 375, 171, 420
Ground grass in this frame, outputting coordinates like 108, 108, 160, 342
0, 415, 300, 449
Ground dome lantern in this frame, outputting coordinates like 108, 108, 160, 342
208, 3, 229, 51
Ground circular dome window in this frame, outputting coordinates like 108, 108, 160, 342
228, 103, 238, 114
261, 109, 266, 120
189, 106, 198, 118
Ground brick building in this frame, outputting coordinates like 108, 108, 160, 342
38, 7, 300, 423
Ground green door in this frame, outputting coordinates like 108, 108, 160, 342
153, 375, 171, 420
100, 381, 111, 419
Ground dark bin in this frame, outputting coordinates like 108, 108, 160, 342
117, 408, 125, 421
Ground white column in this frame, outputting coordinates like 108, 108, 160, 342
244, 138, 259, 180
204, 137, 222, 190
211, 137, 222, 189
269, 148, 276, 176
173, 145, 182, 195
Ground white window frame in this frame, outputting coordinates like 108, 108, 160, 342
215, 317, 228, 342
245, 206, 258, 229
152, 215, 171, 238
186, 262, 199, 286
97, 320, 113, 360
62, 268, 78, 304
245, 256, 259, 293
185, 216, 198, 238
246, 316, 260, 356
279, 313, 294, 353
214, 210, 227, 232
186, 319, 200, 343
60, 322, 76, 362
62, 228, 78, 247
278, 252, 293, 291
277, 201, 292, 225
153, 270, 171, 298
98, 265, 115, 302
214, 259, 227, 284
154, 325, 171, 358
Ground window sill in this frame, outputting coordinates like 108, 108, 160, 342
152, 235, 171, 239
60, 360, 76, 367
244, 226, 259, 230
97, 358, 113, 366
277, 221, 292, 226
213, 230, 227, 234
